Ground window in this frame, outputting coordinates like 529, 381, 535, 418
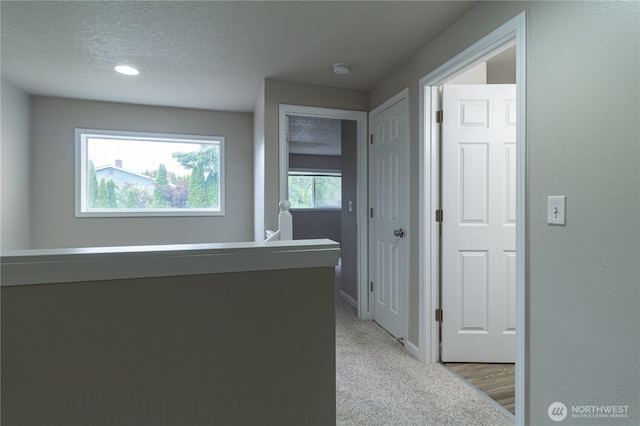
76, 129, 224, 217
288, 171, 341, 209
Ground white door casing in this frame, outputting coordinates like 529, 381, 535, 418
278, 105, 369, 318
369, 91, 409, 339
441, 84, 516, 362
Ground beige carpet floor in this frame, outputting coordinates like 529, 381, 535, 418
335, 273, 513, 425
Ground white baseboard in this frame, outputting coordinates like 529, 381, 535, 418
405, 340, 425, 362
339, 290, 357, 308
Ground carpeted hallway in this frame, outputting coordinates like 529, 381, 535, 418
335, 265, 513, 425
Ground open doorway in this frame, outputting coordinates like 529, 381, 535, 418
437, 47, 517, 416
286, 115, 357, 304
418, 12, 526, 424
279, 105, 368, 317
287, 115, 344, 243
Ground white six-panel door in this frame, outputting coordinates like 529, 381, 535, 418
369, 96, 409, 339
441, 84, 516, 363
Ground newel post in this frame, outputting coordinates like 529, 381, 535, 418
279, 200, 293, 240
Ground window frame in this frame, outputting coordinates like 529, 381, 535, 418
75, 128, 225, 217
287, 169, 342, 210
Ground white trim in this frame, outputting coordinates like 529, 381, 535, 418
278, 105, 368, 319
404, 340, 422, 361
264, 229, 280, 242
339, 290, 358, 308
1, 239, 340, 287
416, 84, 443, 364
368, 87, 410, 333
75, 128, 226, 217
418, 12, 526, 425
514, 15, 527, 426
288, 169, 341, 175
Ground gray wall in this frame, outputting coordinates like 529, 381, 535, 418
289, 154, 341, 171
340, 120, 358, 301
292, 210, 341, 242
487, 46, 516, 84
370, 1, 639, 424
30, 97, 254, 248
1, 78, 31, 250
1, 267, 336, 425
255, 78, 368, 239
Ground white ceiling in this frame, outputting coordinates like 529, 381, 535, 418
1, 1, 478, 112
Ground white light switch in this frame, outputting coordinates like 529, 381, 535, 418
547, 196, 566, 225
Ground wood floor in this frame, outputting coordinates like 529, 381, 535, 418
444, 363, 515, 415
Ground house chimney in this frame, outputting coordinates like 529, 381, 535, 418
115, 159, 123, 168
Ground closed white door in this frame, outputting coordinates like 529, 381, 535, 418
369, 96, 409, 339
441, 84, 516, 362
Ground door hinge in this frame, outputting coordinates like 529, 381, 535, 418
370, 134, 374, 145
370, 281, 374, 292
435, 308, 443, 322
435, 209, 443, 222
370, 207, 373, 218
436, 110, 443, 123
285, 132, 289, 143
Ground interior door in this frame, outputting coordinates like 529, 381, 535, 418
441, 84, 516, 362
369, 96, 409, 339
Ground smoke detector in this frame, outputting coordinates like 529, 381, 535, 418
332, 63, 351, 75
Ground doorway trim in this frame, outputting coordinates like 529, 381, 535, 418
278, 105, 369, 318
417, 11, 526, 424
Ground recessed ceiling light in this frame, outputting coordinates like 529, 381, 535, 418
332, 63, 351, 75
114, 65, 139, 76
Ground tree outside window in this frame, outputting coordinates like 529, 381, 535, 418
288, 172, 341, 209
76, 129, 224, 217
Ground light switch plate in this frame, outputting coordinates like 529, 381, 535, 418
547, 196, 566, 225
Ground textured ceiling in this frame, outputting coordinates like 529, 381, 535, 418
1, 1, 478, 112
288, 116, 342, 156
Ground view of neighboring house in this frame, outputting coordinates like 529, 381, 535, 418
95, 160, 155, 197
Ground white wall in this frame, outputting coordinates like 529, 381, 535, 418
253, 82, 266, 241
1, 78, 31, 250
370, 1, 639, 424
30, 97, 254, 248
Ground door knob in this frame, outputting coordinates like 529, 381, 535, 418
393, 228, 405, 238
